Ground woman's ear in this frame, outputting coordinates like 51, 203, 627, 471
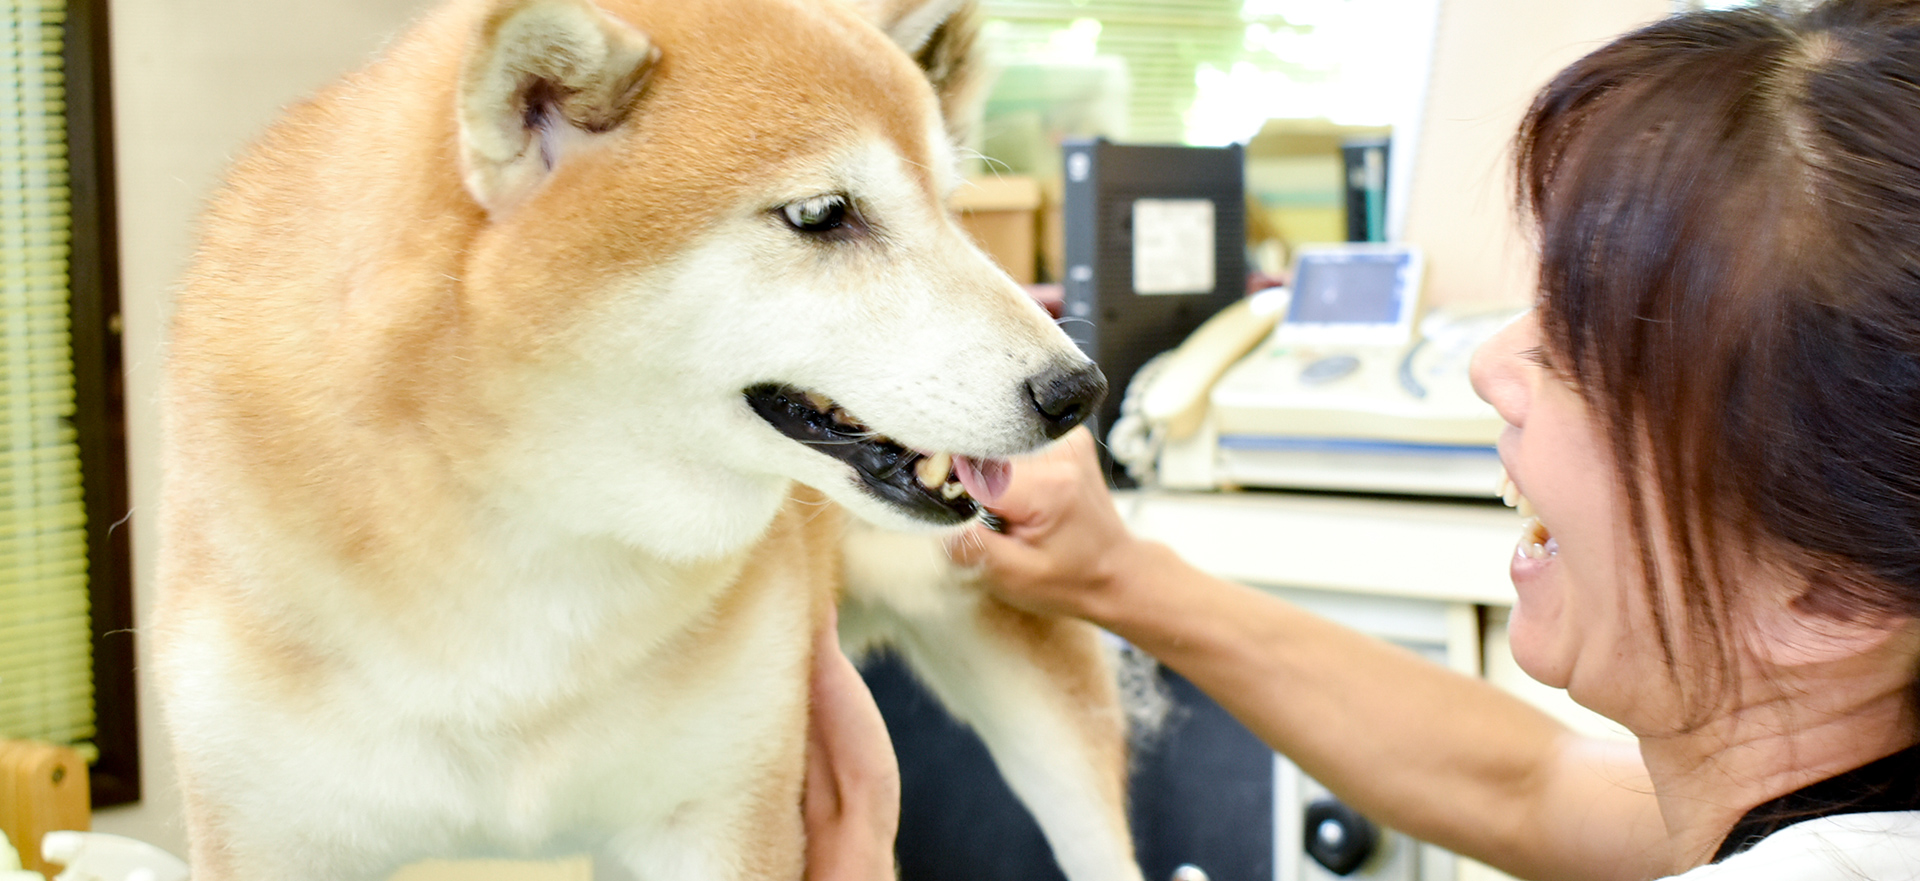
1749, 578, 1915, 668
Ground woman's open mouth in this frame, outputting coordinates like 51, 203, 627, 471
744, 384, 1010, 526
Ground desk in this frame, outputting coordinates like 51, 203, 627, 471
1118, 488, 1521, 604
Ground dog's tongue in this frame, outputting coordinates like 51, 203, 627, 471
953, 455, 1011, 507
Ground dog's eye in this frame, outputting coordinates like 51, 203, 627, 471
780, 195, 850, 235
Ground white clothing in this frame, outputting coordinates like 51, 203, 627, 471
1667, 812, 1920, 880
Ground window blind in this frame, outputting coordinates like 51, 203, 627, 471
983, 0, 1253, 144
980, 0, 1435, 150
0, 0, 94, 754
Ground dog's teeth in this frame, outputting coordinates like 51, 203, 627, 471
941, 481, 966, 500
803, 390, 833, 412
916, 452, 951, 489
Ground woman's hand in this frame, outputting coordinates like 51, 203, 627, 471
945, 427, 1143, 625
804, 606, 899, 881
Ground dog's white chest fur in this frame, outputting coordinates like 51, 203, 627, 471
162, 526, 816, 874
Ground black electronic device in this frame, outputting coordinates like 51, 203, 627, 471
1060, 138, 1246, 482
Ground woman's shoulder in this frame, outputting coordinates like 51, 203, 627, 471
1665, 811, 1920, 880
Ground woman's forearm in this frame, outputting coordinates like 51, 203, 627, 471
1090, 538, 1667, 881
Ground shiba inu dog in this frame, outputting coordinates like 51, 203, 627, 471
153, 0, 1142, 878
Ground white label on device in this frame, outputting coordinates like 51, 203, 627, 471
1131, 198, 1215, 295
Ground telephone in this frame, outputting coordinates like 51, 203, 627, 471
1109, 244, 1519, 499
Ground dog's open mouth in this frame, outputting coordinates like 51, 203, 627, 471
745, 384, 1010, 526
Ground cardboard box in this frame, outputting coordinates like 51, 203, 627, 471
954, 176, 1041, 284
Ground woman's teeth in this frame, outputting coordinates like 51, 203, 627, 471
1498, 471, 1554, 558
1519, 517, 1556, 559
1496, 471, 1536, 518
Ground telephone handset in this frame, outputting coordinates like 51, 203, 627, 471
1136, 286, 1288, 438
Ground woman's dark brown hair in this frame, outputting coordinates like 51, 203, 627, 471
1515, 0, 1920, 712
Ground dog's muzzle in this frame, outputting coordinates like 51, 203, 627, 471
744, 366, 1103, 525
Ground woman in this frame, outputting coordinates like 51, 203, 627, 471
809, 1, 1920, 877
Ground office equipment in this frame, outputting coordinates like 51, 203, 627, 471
1119, 244, 1516, 498
1060, 139, 1247, 479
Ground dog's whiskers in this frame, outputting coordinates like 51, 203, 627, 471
954, 147, 1011, 177
805, 432, 884, 447
788, 493, 834, 528
787, 492, 832, 509
950, 524, 991, 558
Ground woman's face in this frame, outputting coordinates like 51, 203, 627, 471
1469, 311, 1688, 730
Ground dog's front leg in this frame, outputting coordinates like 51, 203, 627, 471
839, 524, 1144, 881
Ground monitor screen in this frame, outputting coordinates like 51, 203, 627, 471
1276, 245, 1422, 346
1287, 252, 1407, 325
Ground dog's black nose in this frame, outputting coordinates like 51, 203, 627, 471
1027, 362, 1107, 439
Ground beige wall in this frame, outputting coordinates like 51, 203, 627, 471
95, 0, 437, 855
91, 0, 1670, 862
1403, 0, 1672, 309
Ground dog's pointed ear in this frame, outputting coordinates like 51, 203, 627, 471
846, 0, 969, 55
458, 0, 660, 212
907, 2, 986, 145
846, 0, 986, 143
